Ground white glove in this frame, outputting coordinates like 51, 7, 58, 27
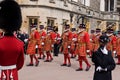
72, 38, 77, 41
113, 51, 116, 54
36, 45, 38, 48
101, 46, 108, 55
96, 66, 102, 72
24, 39, 28, 42
104, 68, 107, 71
86, 50, 90, 53
51, 45, 54, 47
42, 36, 45, 39
41, 42, 44, 45
57, 38, 61, 40
96, 66, 107, 72
90, 39, 92, 42
68, 46, 71, 48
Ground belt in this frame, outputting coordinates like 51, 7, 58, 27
0, 65, 16, 70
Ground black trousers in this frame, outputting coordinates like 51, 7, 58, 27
54, 43, 59, 56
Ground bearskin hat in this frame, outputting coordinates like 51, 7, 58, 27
99, 35, 110, 44
0, 0, 22, 33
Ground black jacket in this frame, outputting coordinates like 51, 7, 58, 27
92, 48, 116, 80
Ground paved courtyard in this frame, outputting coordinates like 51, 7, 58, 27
19, 54, 120, 80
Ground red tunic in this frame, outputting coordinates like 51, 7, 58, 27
38, 30, 46, 49
0, 35, 24, 80
44, 31, 56, 51
70, 32, 77, 51
116, 36, 120, 56
55, 32, 61, 44
106, 35, 117, 51
92, 34, 101, 51
89, 33, 95, 52
27, 30, 38, 55
75, 31, 90, 56
61, 30, 72, 54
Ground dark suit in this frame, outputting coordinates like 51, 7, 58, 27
17, 32, 29, 54
92, 48, 116, 80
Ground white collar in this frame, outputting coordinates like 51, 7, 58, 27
100, 46, 108, 55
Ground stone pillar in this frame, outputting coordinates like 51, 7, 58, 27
100, 0, 105, 11
114, 0, 117, 11
108, 0, 110, 11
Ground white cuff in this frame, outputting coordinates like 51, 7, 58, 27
41, 42, 44, 45
113, 51, 116, 54
68, 46, 71, 48
51, 45, 54, 47
86, 50, 90, 53
36, 45, 38, 48
24, 39, 28, 42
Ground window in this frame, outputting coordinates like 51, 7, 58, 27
105, 0, 109, 11
80, 0, 90, 6
29, 18, 38, 32
110, 0, 114, 11
105, 0, 114, 11
62, 19, 69, 32
47, 18, 56, 27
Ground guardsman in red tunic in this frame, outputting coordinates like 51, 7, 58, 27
93, 28, 102, 52
0, 1, 24, 80
75, 24, 91, 71
38, 25, 46, 59
26, 28, 39, 66
106, 28, 117, 57
60, 25, 72, 67
70, 28, 77, 58
89, 30, 95, 57
116, 31, 120, 65
44, 27, 55, 62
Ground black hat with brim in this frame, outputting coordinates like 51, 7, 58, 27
65, 24, 70, 29
79, 24, 86, 28
99, 35, 110, 44
39, 25, 44, 30
107, 28, 113, 33
96, 28, 101, 32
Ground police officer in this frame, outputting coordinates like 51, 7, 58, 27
92, 35, 116, 80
